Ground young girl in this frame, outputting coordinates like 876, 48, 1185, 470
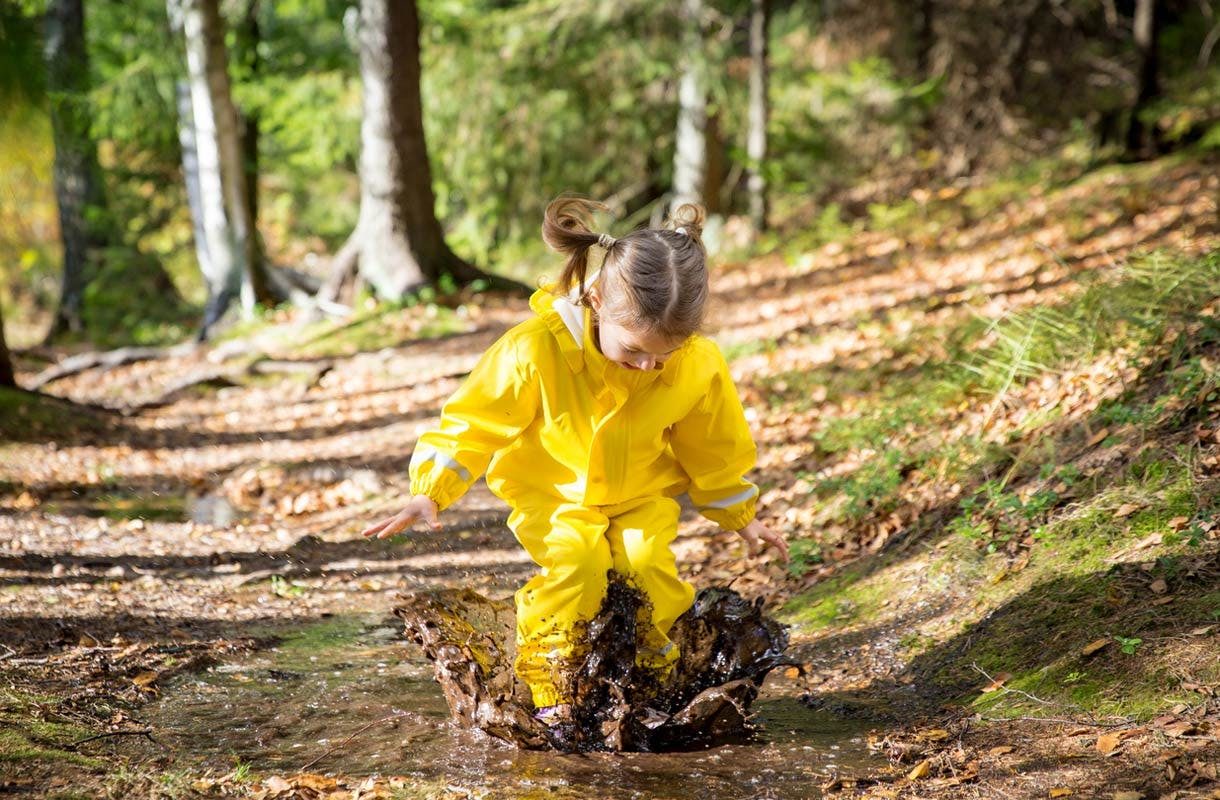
362, 196, 788, 722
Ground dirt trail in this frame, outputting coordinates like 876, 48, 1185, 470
2, 156, 1218, 796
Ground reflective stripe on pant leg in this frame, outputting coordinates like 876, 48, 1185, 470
507, 499, 611, 707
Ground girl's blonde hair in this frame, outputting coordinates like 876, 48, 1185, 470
541, 195, 709, 340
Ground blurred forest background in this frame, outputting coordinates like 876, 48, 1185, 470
2, 0, 1217, 359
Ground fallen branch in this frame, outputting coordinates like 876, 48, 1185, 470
298, 711, 409, 771
27, 343, 198, 390
132, 358, 333, 410
978, 715, 1133, 727
65, 728, 158, 750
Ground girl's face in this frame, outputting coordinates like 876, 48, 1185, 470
595, 318, 684, 371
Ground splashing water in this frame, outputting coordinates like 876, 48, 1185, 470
396, 573, 791, 752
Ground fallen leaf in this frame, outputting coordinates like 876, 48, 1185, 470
1166, 516, 1190, 531
989, 745, 1015, 756
1149, 578, 1168, 594
294, 773, 340, 791
1049, 789, 1074, 798
77, 632, 99, 647
916, 728, 951, 742
131, 671, 159, 688
1114, 503, 1140, 518
1081, 638, 1110, 657
1113, 792, 1143, 800
982, 672, 1013, 692
1096, 733, 1122, 755
907, 759, 931, 780
1162, 721, 1196, 738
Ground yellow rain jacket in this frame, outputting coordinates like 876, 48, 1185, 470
409, 286, 759, 706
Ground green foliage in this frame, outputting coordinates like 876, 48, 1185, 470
823, 449, 906, 520
80, 247, 195, 347
786, 537, 823, 577
948, 464, 1081, 552
0, 1, 45, 108
270, 575, 307, 598
962, 249, 1220, 396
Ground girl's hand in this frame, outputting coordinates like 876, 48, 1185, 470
360, 495, 441, 539
736, 518, 789, 563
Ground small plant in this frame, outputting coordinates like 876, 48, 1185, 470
270, 575, 307, 598
786, 538, 824, 577
1114, 635, 1142, 655
946, 513, 989, 541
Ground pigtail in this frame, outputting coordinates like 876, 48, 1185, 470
542, 196, 609, 301
667, 203, 706, 250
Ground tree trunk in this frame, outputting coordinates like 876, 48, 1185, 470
43, 0, 107, 341
0, 301, 15, 389
175, 80, 213, 285
236, 0, 262, 259
354, 0, 478, 298
173, 0, 274, 337
914, 0, 934, 82
1125, 0, 1162, 158
704, 111, 725, 215
315, 0, 523, 305
672, 0, 708, 210
746, 0, 770, 234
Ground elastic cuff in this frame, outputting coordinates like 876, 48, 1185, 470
409, 479, 459, 512
707, 504, 756, 533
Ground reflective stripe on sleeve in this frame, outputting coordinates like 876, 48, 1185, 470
697, 484, 759, 511
412, 446, 473, 483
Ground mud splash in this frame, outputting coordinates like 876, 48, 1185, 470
395, 574, 790, 752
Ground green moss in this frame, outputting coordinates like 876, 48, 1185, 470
0, 726, 103, 769
42, 493, 187, 523
780, 565, 890, 630
969, 647, 1210, 722
0, 389, 113, 443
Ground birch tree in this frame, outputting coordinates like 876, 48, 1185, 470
671, 0, 708, 210
170, 0, 272, 337
746, 0, 770, 234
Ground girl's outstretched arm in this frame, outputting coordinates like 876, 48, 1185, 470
363, 328, 540, 541
407, 328, 540, 512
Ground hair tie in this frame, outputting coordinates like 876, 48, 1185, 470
597, 233, 617, 249
675, 226, 688, 236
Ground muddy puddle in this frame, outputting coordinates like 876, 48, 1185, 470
145, 614, 880, 798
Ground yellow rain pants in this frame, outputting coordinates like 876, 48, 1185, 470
408, 286, 759, 707
507, 490, 694, 707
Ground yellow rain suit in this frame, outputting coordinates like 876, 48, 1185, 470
408, 287, 759, 707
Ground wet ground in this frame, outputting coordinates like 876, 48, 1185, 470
143, 614, 879, 799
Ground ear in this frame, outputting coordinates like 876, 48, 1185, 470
585, 284, 602, 310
